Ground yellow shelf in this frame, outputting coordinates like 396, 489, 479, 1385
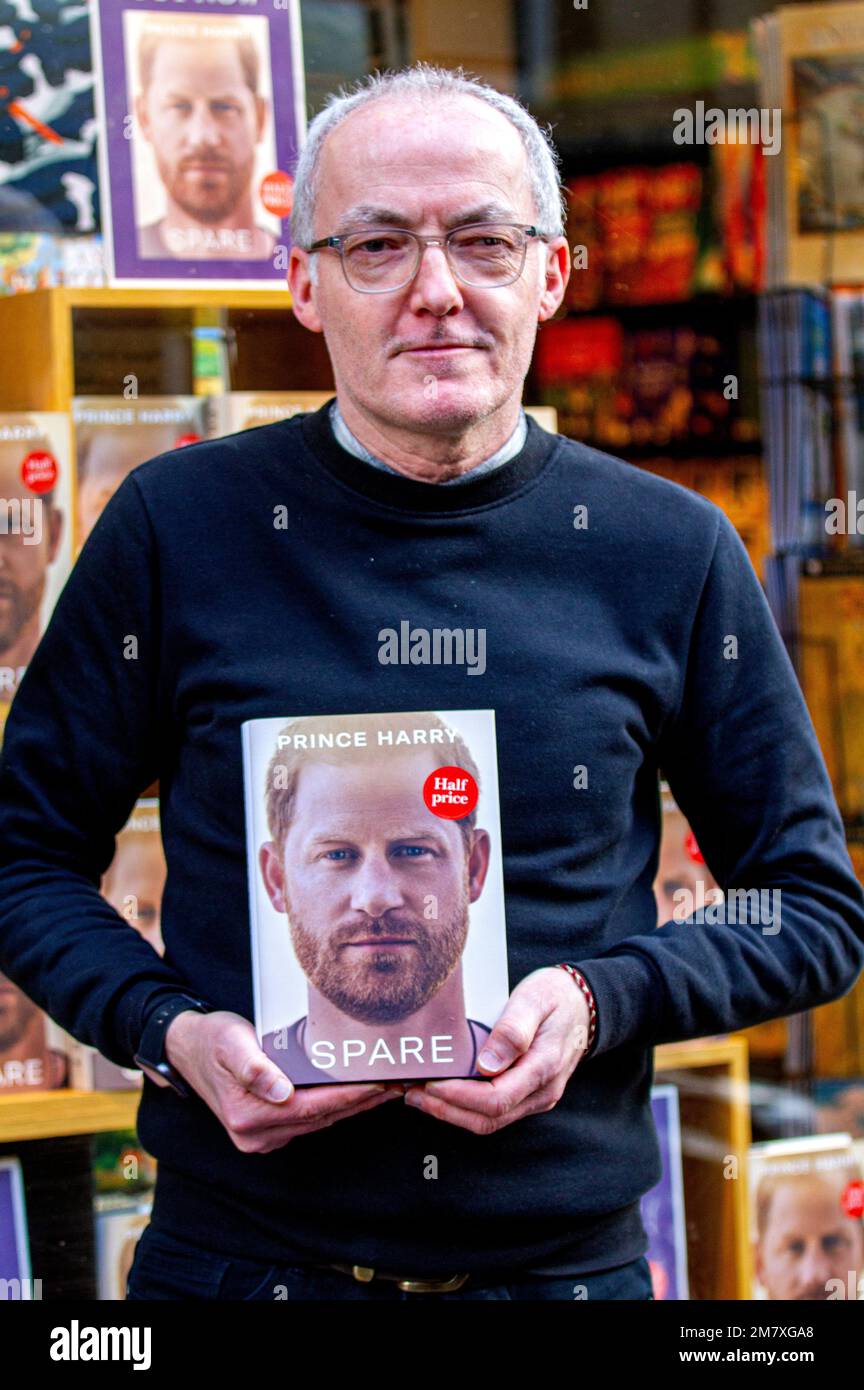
41, 286, 290, 311
0, 1088, 140, 1143
0, 285, 294, 410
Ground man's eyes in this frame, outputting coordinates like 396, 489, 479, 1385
166, 101, 240, 114
319, 845, 434, 862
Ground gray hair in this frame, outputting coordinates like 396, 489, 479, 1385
291, 63, 565, 279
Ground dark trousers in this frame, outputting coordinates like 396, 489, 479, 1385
125, 1225, 655, 1301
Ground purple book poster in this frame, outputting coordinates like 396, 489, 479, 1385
90, 0, 306, 287
0, 1158, 32, 1290
642, 1085, 690, 1300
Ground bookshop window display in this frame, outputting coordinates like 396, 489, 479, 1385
0, 0, 863, 1307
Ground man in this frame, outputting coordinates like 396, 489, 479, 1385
754, 1164, 864, 1300
133, 20, 276, 261
257, 711, 494, 1084
0, 64, 862, 1302
0, 420, 64, 723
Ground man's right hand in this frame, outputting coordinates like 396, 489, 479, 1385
163, 1009, 403, 1153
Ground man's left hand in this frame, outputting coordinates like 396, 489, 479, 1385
402, 966, 591, 1133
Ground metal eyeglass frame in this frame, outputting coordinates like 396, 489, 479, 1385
305, 223, 551, 293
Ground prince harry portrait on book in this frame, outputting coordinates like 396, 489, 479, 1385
256, 711, 494, 1083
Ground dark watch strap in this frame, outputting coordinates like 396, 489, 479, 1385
133, 993, 211, 1098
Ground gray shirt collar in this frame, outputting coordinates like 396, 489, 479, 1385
329, 399, 528, 485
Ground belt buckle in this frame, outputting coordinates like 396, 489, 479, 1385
396, 1273, 470, 1293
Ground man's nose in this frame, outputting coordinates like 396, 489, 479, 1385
349, 856, 405, 918
797, 1245, 834, 1293
408, 244, 464, 316
185, 102, 222, 148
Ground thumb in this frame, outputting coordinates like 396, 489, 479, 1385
476, 993, 540, 1075
224, 1023, 295, 1103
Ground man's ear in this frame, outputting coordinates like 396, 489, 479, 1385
288, 245, 324, 333
259, 840, 288, 913
467, 828, 491, 903
538, 236, 570, 323
134, 92, 150, 142
255, 95, 268, 142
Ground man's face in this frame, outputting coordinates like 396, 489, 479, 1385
0, 446, 62, 656
289, 95, 569, 437
137, 39, 265, 225
0, 972, 38, 1051
263, 753, 488, 1025
756, 1178, 864, 1299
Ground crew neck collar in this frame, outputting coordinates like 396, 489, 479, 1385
300, 396, 561, 514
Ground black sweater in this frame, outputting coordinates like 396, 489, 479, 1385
1, 400, 862, 1276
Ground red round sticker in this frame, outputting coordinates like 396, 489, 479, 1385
21, 450, 57, 493
260, 171, 293, 218
684, 830, 704, 864
841, 1179, 864, 1220
174, 433, 202, 448
423, 765, 478, 820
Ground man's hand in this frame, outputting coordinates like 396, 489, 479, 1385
156, 1009, 402, 1154
402, 966, 591, 1134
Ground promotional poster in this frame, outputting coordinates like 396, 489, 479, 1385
72, 396, 208, 550
642, 1086, 690, 1300
89, 0, 305, 286
0, 412, 74, 742
748, 1133, 864, 1300
242, 709, 510, 1085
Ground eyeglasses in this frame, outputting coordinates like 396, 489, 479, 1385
306, 222, 549, 293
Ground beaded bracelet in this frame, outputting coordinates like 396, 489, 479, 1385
556, 963, 598, 1056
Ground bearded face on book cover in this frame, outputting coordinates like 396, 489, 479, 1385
243, 709, 510, 1085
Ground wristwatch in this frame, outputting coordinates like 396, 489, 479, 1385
132, 994, 212, 1098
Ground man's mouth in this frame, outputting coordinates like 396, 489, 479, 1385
400, 344, 478, 354
343, 938, 416, 948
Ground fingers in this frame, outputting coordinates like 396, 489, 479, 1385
404, 1074, 563, 1135
229, 1087, 403, 1154
474, 994, 543, 1076
412, 1055, 550, 1115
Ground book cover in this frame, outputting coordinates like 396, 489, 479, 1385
0, 1158, 32, 1293
0, 974, 67, 1092
208, 391, 334, 438
0, 412, 74, 740
66, 797, 165, 1090
94, 1193, 152, 1300
72, 397, 207, 550
642, 1085, 690, 1300
242, 709, 510, 1085
748, 1132, 864, 1300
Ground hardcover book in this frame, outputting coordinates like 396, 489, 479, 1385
242, 709, 510, 1085
748, 1132, 864, 1300
0, 974, 67, 1092
0, 1158, 32, 1293
72, 397, 208, 550
0, 412, 74, 741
